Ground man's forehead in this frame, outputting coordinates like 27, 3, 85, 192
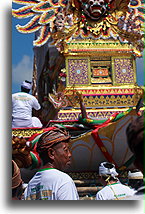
53, 141, 69, 149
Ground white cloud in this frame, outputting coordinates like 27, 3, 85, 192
12, 55, 33, 85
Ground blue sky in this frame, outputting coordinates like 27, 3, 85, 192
12, 3, 144, 93
12, 5, 34, 93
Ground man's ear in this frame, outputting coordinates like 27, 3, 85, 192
47, 148, 55, 160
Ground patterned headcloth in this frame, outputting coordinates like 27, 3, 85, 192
99, 162, 118, 179
21, 80, 32, 90
36, 128, 70, 154
12, 160, 22, 189
128, 170, 143, 180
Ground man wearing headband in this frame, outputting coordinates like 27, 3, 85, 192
95, 162, 134, 200
128, 169, 144, 191
23, 128, 79, 200
12, 80, 42, 128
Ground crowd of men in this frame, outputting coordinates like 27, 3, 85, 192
12, 81, 144, 200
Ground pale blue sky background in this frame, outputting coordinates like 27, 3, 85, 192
12, 3, 144, 94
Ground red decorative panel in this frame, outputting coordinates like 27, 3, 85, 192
92, 68, 109, 77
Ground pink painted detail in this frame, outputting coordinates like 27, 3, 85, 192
71, 49, 133, 52
67, 93, 134, 96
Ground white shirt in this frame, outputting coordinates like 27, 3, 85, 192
96, 182, 134, 200
122, 185, 145, 200
24, 168, 79, 200
12, 92, 41, 120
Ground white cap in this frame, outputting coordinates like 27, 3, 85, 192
99, 162, 118, 179
21, 81, 32, 90
128, 170, 143, 179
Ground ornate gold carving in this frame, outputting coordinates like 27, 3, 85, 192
64, 86, 143, 96
91, 61, 111, 66
49, 86, 140, 110
64, 39, 133, 54
57, 108, 130, 121
91, 77, 112, 84
90, 56, 111, 60
82, 94, 136, 108
64, 51, 133, 57
12, 129, 42, 138
67, 172, 99, 180
66, 56, 91, 87
112, 56, 136, 85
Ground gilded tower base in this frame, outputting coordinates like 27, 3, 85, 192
56, 39, 143, 121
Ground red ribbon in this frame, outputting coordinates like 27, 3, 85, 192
92, 114, 118, 167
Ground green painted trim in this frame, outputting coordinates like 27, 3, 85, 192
30, 152, 39, 169
107, 182, 118, 186
38, 168, 54, 172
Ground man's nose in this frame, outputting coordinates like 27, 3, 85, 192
68, 149, 72, 157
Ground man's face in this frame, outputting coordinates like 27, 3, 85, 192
99, 176, 107, 186
52, 142, 72, 171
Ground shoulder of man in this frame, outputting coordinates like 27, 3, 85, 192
52, 169, 73, 181
40, 168, 73, 181
30, 94, 40, 101
25, 93, 38, 101
52, 169, 73, 182
12, 92, 20, 96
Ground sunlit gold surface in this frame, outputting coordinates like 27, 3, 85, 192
64, 39, 135, 56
